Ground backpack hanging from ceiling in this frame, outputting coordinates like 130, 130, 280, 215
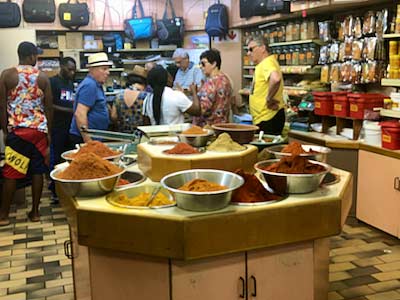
156, 0, 184, 47
22, 0, 56, 23
205, 0, 229, 44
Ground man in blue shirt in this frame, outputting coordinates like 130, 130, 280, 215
69, 52, 112, 145
172, 48, 203, 91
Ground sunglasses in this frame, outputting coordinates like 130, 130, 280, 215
247, 45, 259, 53
199, 61, 208, 67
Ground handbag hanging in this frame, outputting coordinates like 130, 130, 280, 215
156, 0, 184, 47
0, 0, 21, 28
124, 0, 154, 41
59, 0, 90, 30
22, 0, 55, 23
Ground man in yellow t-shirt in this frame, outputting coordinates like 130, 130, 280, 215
248, 36, 285, 135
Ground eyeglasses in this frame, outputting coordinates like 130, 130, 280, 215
247, 45, 259, 53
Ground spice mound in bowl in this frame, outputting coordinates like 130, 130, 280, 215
178, 179, 227, 192
164, 142, 200, 154
262, 156, 326, 174
207, 133, 246, 152
231, 169, 282, 203
181, 125, 208, 135
281, 141, 319, 155
56, 153, 123, 180
67, 140, 121, 159
109, 191, 174, 207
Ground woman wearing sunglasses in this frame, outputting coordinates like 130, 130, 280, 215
192, 49, 233, 127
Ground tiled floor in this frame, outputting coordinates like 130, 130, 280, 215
0, 190, 400, 300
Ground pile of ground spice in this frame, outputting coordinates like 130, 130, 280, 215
281, 141, 319, 155
231, 169, 282, 203
57, 153, 123, 180
262, 156, 326, 174
179, 179, 227, 192
207, 133, 246, 152
181, 125, 207, 135
165, 142, 199, 154
68, 141, 121, 158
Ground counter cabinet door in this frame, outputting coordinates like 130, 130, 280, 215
171, 253, 246, 300
356, 150, 400, 237
247, 243, 314, 300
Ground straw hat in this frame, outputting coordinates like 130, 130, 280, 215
128, 65, 147, 79
86, 52, 113, 68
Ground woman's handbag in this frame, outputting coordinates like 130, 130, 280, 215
124, 0, 154, 41
59, 0, 90, 30
156, 0, 184, 46
22, 0, 55, 23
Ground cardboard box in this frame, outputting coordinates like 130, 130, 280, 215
58, 35, 66, 50
38, 49, 60, 58
66, 32, 83, 49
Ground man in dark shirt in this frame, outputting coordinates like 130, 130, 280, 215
48, 57, 76, 203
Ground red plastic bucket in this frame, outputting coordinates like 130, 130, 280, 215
380, 121, 400, 150
349, 93, 384, 119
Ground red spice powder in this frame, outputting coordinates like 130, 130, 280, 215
165, 142, 199, 154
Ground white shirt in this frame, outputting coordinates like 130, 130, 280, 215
143, 87, 192, 125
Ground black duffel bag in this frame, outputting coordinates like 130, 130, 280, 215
253, 0, 290, 16
59, 0, 90, 30
0, 1, 21, 28
22, 0, 55, 23
156, 0, 184, 47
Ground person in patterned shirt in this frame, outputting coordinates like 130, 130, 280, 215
192, 49, 232, 127
0, 41, 53, 226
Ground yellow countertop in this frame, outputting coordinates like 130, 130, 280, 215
58, 166, 352, 261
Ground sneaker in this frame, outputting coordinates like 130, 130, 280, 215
51, 195, 59, 204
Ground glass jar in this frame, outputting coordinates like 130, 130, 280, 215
307, 45, 316, 65
292, 46, 300, 65
286, 23, 293, 42
299, 46, 307, 65
301, 21, 308, 40
279, 47, 287, 65
286, 47, 293, 65
308, 20, 317, 39
292, 22, 301, 41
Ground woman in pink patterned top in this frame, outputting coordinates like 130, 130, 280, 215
192, 49, 232, 127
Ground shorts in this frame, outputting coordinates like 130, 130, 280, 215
3, 128, 48, 179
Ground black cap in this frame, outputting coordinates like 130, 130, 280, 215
17, 41, 43, 58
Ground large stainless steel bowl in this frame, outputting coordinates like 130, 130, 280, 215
161, 169, 244, 212
266, 144, 331, 162
254, 159, 331, 194
211, 123, 259, 144
61, 149, 124, 162
114, 170, 147, 191
178, 129, 214, 147
50, 166, 125, 197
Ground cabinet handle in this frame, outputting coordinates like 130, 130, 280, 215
239, 276, 245, 298
64, 240, 73, 259
250, 275, 257, 297
395, 177, 400, 191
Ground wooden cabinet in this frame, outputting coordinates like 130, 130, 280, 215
357, 150, 400, 237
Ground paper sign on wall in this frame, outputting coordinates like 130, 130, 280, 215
213, 30, 239, 43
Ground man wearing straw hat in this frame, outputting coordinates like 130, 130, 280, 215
69, 52, 112, 145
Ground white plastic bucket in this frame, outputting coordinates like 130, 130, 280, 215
363, 121, 381, 146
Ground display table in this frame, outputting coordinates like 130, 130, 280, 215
57, 165, 352, 300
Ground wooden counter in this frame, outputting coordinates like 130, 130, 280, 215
58, 165, 352, 300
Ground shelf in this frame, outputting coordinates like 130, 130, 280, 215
380, 109, 400, 118
383, 34, 400, 39
239, 88, 250, 96
381, 78, 400, 87
60, 48, 102, 52
269, 39, 325, 47
280, 65, 314, 74
76, 68, 124, 72
117, 47, 176, 53
243, 75, 253, 79
243, 66, 256, 69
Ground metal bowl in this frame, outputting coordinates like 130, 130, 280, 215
211, 123, 259, 144
114, 170, 147, 191
254, 159, 331, 194
50, 166, 125, 197
61, 149, 124, 162
106, 183, 175, 209
161, 169, 244, 212
266, 144, 331, 162
178, 129, 214, 147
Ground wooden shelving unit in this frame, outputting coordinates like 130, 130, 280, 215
321, 115, 363, 140
383, 34, 400, 39
380, 109, 400, 119
269, 39, 325, 47
117, 47, 176, 53
381, 78, 400, 87
280, 65, 313, 74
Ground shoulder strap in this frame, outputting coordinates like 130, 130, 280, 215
135, 0, 145, 18
163, 0, 176, 19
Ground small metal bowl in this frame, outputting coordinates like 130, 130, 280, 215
50, 166, 125, 197
178, 129, 214, 147
212, 123, 259, 144
266, 144, 331, 162
61, 149, 124, 162
254, 159, 331, 194
161, 169, 244, 212
114, 170, 147, 191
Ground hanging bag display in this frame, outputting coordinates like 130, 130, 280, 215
124, 0, 154, 41
0, 0, 21, 28
205, 0, 228, 38
59, 0, 90, 30
253, 0, 290, 16
156, 0, 184, 47
22, 0, 55, 23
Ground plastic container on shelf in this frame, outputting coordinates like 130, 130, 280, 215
362, 121, 381, 146
380, 121, 400, 150
332, 92, 349, 117
312, 91, 333, 116
348, 93, 385, 119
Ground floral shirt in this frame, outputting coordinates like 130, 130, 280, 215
114, 89, 146, 133
7, 65, 47, 133
192, 72, 232, 127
